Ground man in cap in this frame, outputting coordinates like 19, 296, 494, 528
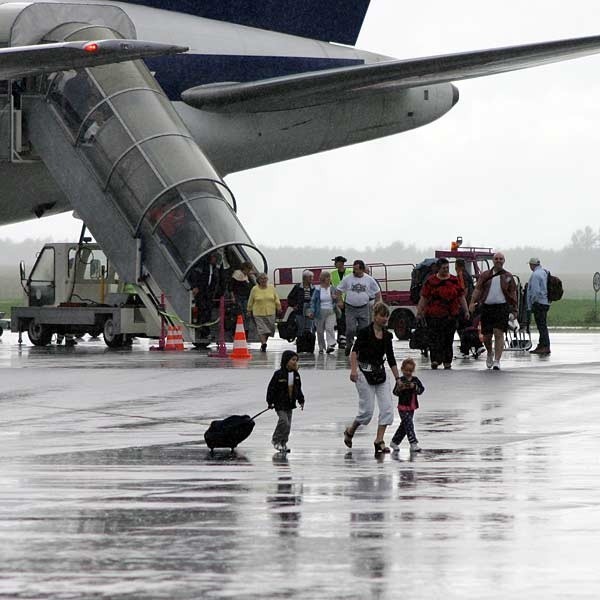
526, 257, 551, 355
330, 255, 352, 349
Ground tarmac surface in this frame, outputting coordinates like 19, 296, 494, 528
0, 330, 599, 599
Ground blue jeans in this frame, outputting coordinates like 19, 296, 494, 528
532, 302, 550, 347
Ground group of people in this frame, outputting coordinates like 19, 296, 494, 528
263, 252, 555, 455
284, 257, 382, 355
266, 302, 426, 455
417, 252, 552, 371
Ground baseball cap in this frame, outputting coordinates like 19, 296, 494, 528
528, 257, 540, 265
332, 255, 347, 262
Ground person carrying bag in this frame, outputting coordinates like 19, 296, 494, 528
343, 302, 401, 455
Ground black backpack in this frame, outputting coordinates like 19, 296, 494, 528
546, 271, 564, 302
409, 259, 436, 304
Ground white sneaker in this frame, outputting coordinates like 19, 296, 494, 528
410, 442, 421, 452
390, 441, 399, 451
476, 347, 486, 357
492, 360, 501, 370
486, 354, 494, 369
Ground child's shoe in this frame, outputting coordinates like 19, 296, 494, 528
410, 442, 422, 453
390, 440, 400, 451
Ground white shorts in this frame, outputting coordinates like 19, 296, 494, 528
354, 372, 394, 426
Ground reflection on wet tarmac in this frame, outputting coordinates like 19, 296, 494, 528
1, 332, 600, 598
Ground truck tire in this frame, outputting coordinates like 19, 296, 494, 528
28, 321, 52, 346
103, 318, 125, 348
390, 309, 414, 341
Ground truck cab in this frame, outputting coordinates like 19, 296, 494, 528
13, 240, 162, 347
24, 242, 115, 308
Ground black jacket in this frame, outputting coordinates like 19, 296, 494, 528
395, 375, 425, 409
266, 368, 304, 411
266, 350, 305, 411
352, 324, 397, 368
287, 284, 315, 310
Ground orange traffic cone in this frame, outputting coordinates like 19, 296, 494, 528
164, 325, 185, 351
228, 315, 252, 359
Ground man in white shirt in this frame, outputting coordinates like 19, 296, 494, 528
469, 253, 517, 370
337, 260, 382, 356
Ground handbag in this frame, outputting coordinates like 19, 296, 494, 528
359, 362, 387, 385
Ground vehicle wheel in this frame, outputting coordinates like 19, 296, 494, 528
0, 326, 3, 337
390, 310, 414, 341
28, 321, 52, 346
103, 318, 125, 348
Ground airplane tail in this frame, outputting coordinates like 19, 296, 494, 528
124, 0, 371, 45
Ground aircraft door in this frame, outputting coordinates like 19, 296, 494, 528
28, 247, 55, 306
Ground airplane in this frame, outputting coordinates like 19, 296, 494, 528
1, 0, 600, 339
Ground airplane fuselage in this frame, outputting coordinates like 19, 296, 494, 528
0, 0, 457, 226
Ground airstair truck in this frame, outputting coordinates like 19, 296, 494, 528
11, 239, 162, 347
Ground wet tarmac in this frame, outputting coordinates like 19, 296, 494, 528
0, 331, 599, 599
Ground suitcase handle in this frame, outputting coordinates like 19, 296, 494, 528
251, 407, 273, 420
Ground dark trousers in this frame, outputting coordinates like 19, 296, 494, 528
336, 306, 346, 341
428, 316, 457, 365
392, 410, 417, 445
272, 410, 293, 446
532, 302, 550, 347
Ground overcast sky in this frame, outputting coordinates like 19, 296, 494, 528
1, 0, 600, 251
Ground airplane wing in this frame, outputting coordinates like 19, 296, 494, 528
0, 39, 187, 80
181, 34, 600, 113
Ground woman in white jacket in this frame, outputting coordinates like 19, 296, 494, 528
310, 271, 338, 354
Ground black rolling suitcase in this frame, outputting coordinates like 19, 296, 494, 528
204, 407, 270, 452
409, 319, 430, 356
296, 330, 316, 353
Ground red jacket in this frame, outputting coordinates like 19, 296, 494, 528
421, 275, 464, 318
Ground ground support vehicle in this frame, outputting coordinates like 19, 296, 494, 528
11, 241, 162, 348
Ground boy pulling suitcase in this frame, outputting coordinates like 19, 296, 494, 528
267, 350, 305, 452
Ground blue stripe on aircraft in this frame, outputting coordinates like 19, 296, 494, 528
126, 0, 371, 45
145, 54, 364, 101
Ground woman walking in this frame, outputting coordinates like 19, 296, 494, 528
247, 273, 281, 352
311, 271, 338, 354
416, 258, 468, 369
343, 302, 401, 455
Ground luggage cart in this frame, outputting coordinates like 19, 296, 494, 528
504, 277, 532, 351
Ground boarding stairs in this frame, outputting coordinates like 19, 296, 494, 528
1, 3, 267, 342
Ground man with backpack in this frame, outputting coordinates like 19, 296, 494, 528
527, 257, 552, 355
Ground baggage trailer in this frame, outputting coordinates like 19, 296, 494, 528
11, 240, 162, 348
